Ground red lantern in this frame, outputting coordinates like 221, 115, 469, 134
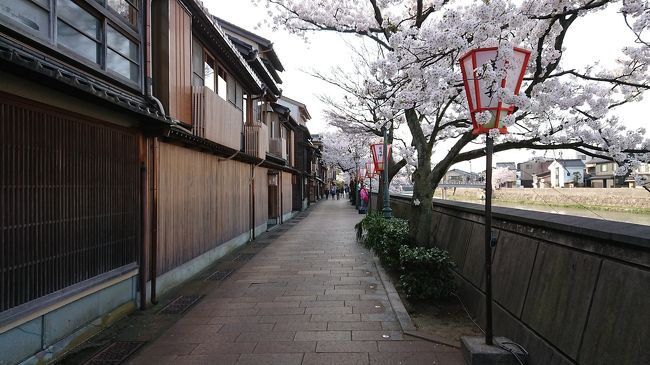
359, 167, 367, 180
370, 143, 391, 172
459, 47, 531, 135
366, 161, 375, 178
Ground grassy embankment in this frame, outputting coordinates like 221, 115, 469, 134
433, 187, 650, 214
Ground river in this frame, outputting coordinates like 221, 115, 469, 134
393, 193, 650, 226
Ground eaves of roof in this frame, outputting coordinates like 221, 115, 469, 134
0, 37, 172, 125
186, 0, 263, 94
214, 17, 285, 72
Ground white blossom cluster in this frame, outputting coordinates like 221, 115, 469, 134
260, 0, 650, 182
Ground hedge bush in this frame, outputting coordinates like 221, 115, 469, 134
398, 245, 456, 300
356, 213, 456, 300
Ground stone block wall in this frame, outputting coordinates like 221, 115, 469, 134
390, 196, 650, 365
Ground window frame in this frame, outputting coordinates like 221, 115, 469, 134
0, 0, 143, 88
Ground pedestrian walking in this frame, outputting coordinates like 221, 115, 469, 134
325, 188, 329, 200
359, 184, 369, 214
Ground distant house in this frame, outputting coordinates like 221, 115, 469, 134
585, 158, 650, 188
496, 162, 517, 170
548, 159, 586, 187
517, 158, 553, 188
443, 169, 480, 184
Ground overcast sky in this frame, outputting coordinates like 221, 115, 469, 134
204, 1, 648, 170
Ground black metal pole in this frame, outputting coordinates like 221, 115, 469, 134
382, 126, 392, 219
369, 176, 372, 213
485, 136, 494, 345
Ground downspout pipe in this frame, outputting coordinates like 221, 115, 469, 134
144, 0, 165, 117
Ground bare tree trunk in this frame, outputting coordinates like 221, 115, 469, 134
410, 151, 434, 246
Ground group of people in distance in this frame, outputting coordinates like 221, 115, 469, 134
324, 184, 348, 200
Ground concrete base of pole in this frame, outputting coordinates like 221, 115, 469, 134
460, 336, 528, 365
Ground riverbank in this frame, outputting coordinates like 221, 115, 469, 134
433, 187, 650, 214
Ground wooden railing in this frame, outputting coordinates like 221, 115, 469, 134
244, 123, 268, 159
192, 86, 243, 150
269, 137, 287, 160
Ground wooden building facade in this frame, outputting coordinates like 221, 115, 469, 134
0, 1, 317, 363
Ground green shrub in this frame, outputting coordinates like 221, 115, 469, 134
398, 245, 456, 300
374, 218, 410, 271
356, 213, 386, 250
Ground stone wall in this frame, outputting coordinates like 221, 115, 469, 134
390, 196, 650, 365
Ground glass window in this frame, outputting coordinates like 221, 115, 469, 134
217, 68, 227, 100
57, 19, 100, 63
0, 0, 49, 39
243, 94, 249, 124
227, 73, 236, 104
107, 0, 137, 27
601, 164, 608, 172
192, 38, 203, 86
106, 48, 137, 80
204, 57, 215, 92
107, 25, 137, 60
57, 0, 100, 41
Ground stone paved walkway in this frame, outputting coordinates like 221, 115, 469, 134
128, 199, 463, 365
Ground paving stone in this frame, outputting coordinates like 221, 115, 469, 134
273, 322, 328, 332
377, 340, 446, 353
259, 314, 312, 323
368, 352, 439, 364
294, 331, 351, 341
218, 323, 274, 333
300, 300, 345, 308
302, 352, 370, 365
316, 341, 378, 353
172, 354, 239, 365
128, 201, 464, 365
305, 306, 353, 314
328, 322, 383, 331
256, 307, 306, 315
235, 331, 296, 342
191, 342, 256, 354
235, 353, 304, 365
253, 341, 317, 353
352, 331, 404, 341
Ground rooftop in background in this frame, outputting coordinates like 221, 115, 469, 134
213, 17, 284, 73
554, 159, 586, 168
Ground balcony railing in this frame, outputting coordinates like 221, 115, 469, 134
244, 123, 268, 159
269, 137, 287, 160
192, 86, 243, 150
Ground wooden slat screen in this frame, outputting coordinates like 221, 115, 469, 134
282, 172, 292, 215
0, 97, 140, 313
156, 142, 251, 275
245, 123, 269, 159
254, 168, 268, 228
192, 86, 243, 151
168, 0, 192, 124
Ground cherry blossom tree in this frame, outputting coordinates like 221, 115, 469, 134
258, 0, 650, 244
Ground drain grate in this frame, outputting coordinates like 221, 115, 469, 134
84, 341, 144, 365
205, 269, 233, 281
233, 253, 255, 262
158, 295, 202, 314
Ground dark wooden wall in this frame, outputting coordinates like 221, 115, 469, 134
0, 94, 140, 313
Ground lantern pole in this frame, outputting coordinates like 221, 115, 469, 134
484, 135, 494, 346
354, 152, 360, 210
382, 126, 392, 219
369, 173, 372, 214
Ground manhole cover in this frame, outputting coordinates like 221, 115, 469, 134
205, 269, 233, 281
158, 295, 202, 314
84, 341, 144, 365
